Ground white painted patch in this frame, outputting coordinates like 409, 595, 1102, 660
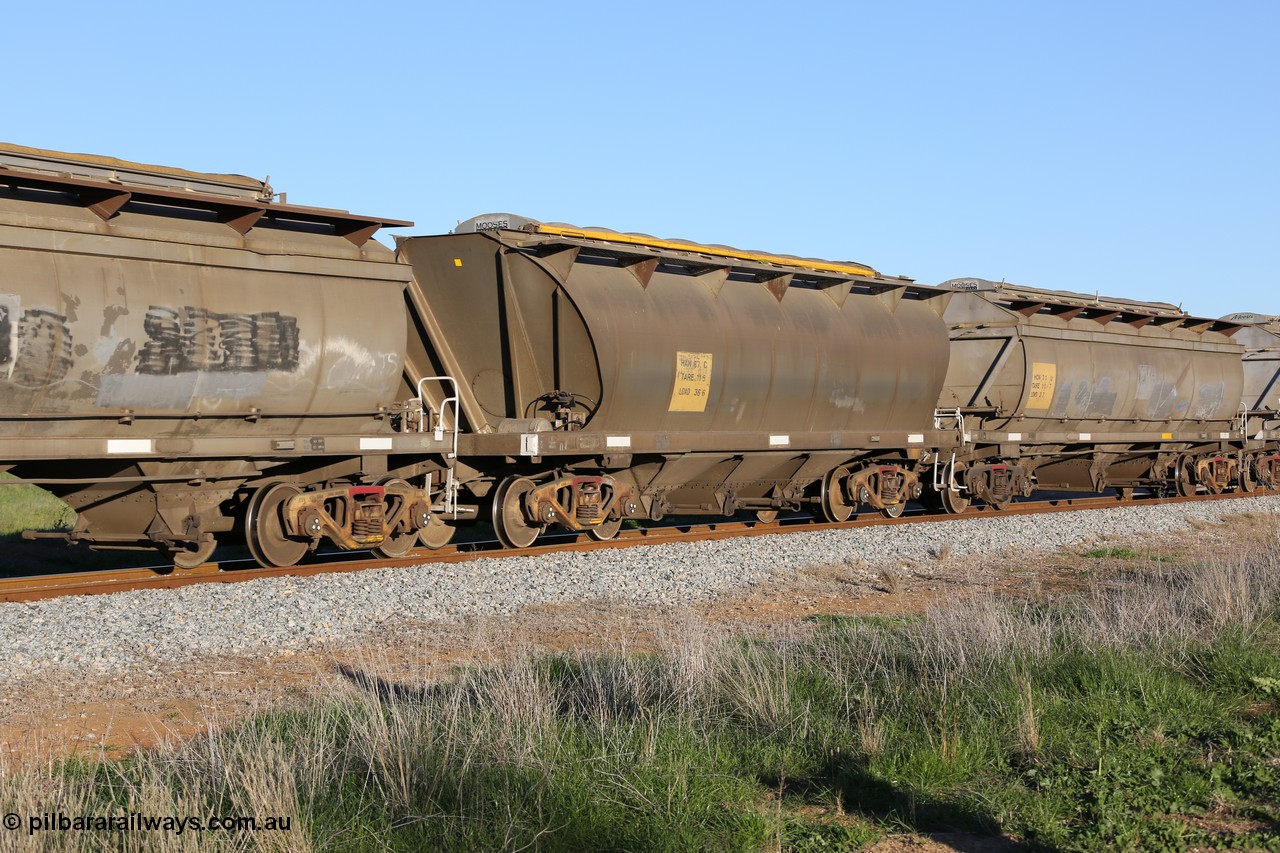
1078, 432, 1092, 441
1219, 432, 1231, 440
606, 435, 631, 448
107, 439, 152, 454
769, 435, 790, 446
829, 392, 856, 408
907, 434, 924, 444
521, 434, 540, 456
1007, 433, 1022, 442
314, 336, 401, 389
360, 437, 393, 450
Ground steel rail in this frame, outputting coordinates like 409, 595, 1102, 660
0, 490, 1267, 603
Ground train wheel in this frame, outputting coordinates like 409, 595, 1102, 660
245, 483, 309, 568
373, 533, 416, 558
1174, 455, 1198, 497
492, 476, 542, 549
755, 510, 779, 523
881, 502, 906, 519
373, 478, 419, 558
820, 466, 853, 522
986, 494, 1012, 512
940, 486, 971, 514
1259, 458, 1278, 492
589, 516, 623, 541
170, 535, 217, 569
418, 516, 455, 549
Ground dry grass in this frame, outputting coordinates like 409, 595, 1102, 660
877, 569, 902, 595
1, 525, 1278, 850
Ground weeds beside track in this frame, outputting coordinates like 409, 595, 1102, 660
4, 530, 1280, 850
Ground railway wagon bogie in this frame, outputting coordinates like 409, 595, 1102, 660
473, 449, 939, 547
483, 466, 639, 548
240, 475, 440, 568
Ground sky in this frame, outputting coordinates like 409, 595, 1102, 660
4, 1, 1276, 318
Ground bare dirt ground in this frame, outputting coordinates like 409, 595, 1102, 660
0, 513, 1267, 851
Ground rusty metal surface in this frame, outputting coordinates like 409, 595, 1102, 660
0, 176, 411, 448
0, 152, 425, 557
0, 147, 1273, 569
0, 142, 272, 200
0, 161, 412, 244
1226, 314, 1280, 426
396, 217, 957, 524
937, 277, 1188, 317
399, 222, 950, 439
939, 283, 1244, 434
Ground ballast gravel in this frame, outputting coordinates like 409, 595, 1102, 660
3, 496, 1279, 678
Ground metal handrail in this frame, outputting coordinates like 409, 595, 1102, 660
933, 406, 961, 431
932, 452, 961, 494
931, 408, 966, 495
416, 375, 461, 516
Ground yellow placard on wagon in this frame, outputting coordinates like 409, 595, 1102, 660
669, 351, 713, 412
1027, 362, 1057, 409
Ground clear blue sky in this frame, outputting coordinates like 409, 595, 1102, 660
5, 1, 1276, 317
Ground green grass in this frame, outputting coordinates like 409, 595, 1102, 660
0, 473, 74, 540
7, 552, 1280, 851
1083, 545, 1143, 559
1080, 544, 1178, 564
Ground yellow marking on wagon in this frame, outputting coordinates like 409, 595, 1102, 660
1027, 362, 1057, 409
533, 223, 878, 278
669, 351, 713, 412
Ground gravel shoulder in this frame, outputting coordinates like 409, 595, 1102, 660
0, 495, 1277, 767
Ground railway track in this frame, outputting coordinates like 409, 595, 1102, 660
0, 490, 1265, 603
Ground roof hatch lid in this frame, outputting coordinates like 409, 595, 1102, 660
1221, 311, 1277, 325
452, 212, 881, 278
0, 142, 271, 202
